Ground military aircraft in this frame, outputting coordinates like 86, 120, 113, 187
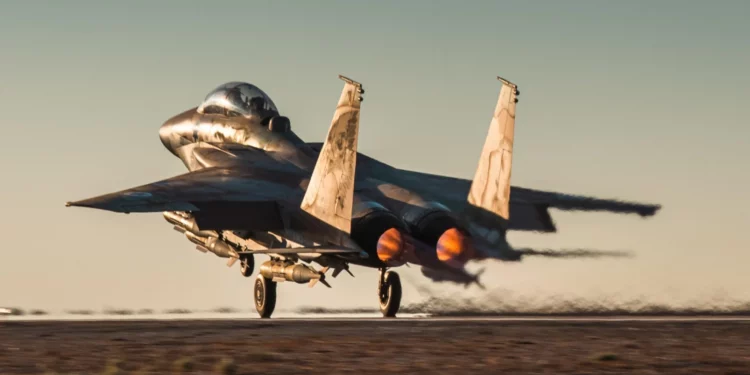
67, 75, 660, 318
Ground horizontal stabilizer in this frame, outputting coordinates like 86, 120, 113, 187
300, 75, 364, 234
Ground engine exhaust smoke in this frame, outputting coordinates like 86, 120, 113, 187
515, 248, 634, 259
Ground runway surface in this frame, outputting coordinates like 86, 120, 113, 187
5, 311, 750, 321
3, 317, 750, 374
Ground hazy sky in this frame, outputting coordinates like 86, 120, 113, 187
1, 1, 748, 312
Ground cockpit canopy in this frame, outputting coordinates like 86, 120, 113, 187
198, 82, 279, 120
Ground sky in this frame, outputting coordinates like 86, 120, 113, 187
1, 0, 748, 312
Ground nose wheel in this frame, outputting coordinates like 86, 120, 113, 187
378, 269, 402, 317
254, 274, 277, 318
240, 255, 254, 277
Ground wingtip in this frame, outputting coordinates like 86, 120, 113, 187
639, 204, 662, 217
65, 200, 85, 208
65, 200, 93, 209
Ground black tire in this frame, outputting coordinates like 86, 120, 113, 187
254, 274, 277, 318
240, 255, 254, 277
379, 271, 402, 318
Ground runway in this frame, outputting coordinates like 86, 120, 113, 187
2, 317, 749, 374
4, 312, 750, 322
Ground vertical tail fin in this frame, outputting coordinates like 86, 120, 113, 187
300, 75, 364, 234
467, 77, 519, 223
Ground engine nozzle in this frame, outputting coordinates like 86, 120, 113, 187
376, 228, 411, 267
436, 228, 474, 268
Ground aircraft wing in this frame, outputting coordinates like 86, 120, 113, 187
368, 168, 660, 232
509, 186, 661, 216
238, 247, 361, 255
66, 166, 304, 219
305, 141, 660, 233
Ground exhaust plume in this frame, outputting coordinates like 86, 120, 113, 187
515, 248, 634, 259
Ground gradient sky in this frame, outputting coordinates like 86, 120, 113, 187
1, 1, 748, 312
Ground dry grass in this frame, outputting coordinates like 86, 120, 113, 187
172, 357, 195, 373
213, 358, 237, 375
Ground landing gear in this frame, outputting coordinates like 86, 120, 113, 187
240, 254, 254, 277
254, 274, 277, 318
378, 269, 402, 318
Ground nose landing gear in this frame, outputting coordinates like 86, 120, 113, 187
378, 269, 402, 318
240, 254, 254, 277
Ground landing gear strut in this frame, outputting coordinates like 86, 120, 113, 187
378, 269, 401, 318
254, 274, 277, 318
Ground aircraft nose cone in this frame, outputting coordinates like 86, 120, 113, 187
159, 122, 172, 150
159, 109, 195, 155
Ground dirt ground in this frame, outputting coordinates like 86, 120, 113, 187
2, 319, 750, 374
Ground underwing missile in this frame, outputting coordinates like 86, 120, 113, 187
183, 231, 238, 259
259, 260, 329, 287
163, 211, 217, 238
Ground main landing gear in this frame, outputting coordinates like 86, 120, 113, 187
378, 268, 402, 318
254, 274, 277, 318
250, 263, 402, 319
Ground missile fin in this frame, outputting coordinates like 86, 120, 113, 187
319, 278, 332, 288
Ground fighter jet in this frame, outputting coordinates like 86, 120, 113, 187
67, 75, 660, 318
